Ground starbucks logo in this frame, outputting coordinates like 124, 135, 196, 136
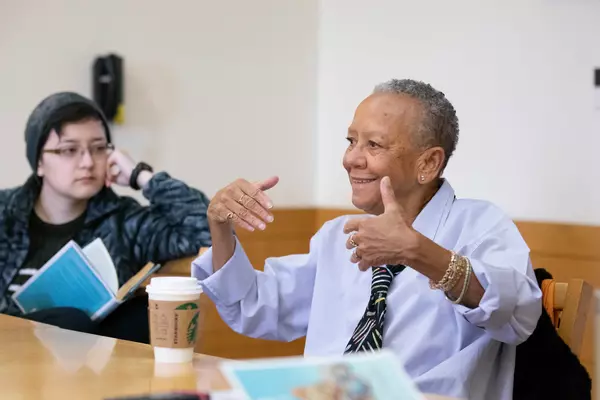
176, 302, 200, 345
187, 312, 199, 344
176, 302, 199, 311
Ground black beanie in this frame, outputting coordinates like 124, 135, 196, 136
24, 92, 112, 171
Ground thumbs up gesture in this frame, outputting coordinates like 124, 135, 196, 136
343, 176, 418, 271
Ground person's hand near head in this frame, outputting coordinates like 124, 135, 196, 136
105, 148, 154, 190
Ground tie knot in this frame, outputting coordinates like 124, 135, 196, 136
387, 264, 406, 276
370, 265, 405, 294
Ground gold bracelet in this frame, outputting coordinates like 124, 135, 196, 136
429, 252, 466, 292
429, 252, 456, 290
447, 256, 467, 292
446, 257, 472, 305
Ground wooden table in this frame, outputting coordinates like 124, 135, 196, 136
0, 314, 457, 399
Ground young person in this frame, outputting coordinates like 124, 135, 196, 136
0, 92, 212, 342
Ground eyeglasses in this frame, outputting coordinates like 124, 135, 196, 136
42, 143, 115, 160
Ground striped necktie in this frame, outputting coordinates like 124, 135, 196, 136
344, 264, 405, 353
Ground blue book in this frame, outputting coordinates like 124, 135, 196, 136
12, 239, 161, 321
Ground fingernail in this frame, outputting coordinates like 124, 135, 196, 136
259, 223, 266, 230
267, 215, 274, 223
267, 202, 273, 209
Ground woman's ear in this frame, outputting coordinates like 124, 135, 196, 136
416, 147, 445, 184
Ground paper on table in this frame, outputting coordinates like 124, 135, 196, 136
221, 350, 425, 400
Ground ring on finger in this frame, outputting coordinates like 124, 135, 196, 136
226, 212, 235, 220
238, 194, 246, 204
349, 233, 358, 248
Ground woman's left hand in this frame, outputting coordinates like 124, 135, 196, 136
343, 176, 419, 271
105, 148, 153, 188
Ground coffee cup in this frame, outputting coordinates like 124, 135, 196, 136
146, 277, 203, 363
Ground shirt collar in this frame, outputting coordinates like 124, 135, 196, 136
412, 179, 455, 241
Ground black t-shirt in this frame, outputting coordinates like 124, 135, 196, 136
6, 211, 86, 296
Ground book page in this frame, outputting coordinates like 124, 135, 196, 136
83, 238, 119, 295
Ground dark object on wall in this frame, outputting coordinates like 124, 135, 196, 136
93, 54, 124, 124
595, 69, 600, 110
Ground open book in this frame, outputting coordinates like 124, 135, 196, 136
12, 238, 162, 321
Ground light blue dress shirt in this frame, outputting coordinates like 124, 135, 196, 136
192, 180, 542, 400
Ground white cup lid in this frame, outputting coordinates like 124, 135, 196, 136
146, 277, 202, 295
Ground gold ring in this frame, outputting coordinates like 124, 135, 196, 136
226, 212, 234, 220
349, 234, 358, 248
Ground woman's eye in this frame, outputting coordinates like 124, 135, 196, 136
62, 148, 78, 155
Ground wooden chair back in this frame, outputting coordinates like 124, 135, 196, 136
144, 247, 209, 283
552, 279, 593, 356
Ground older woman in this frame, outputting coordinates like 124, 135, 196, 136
192, 79, 542, 400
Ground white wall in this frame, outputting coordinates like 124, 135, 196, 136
0, 0, 318, 206
2, 0, 600, 224
317, 0, 600, 224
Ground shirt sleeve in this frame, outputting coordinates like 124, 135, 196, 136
191, 231, 321, 342
454, 220, 542, 345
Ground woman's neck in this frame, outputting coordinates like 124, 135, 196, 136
35, 185, 88, 225
398, 179, 443, 225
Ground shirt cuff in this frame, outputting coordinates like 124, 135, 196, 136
454, 258, 518, 328
191, 237, 256, 306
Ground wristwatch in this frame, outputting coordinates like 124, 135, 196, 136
129, 162, 154, 190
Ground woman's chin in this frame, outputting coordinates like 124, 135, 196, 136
351, 196, 377, 214
70, 185, 103, 200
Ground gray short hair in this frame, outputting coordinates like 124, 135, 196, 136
373, 79, 459, 171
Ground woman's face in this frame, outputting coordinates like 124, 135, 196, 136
343, 93, 424, 215
37, 119, 109, 201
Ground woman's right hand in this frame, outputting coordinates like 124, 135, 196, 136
207, 176, 279, 232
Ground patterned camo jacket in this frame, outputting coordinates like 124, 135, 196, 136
0, 172, 212, 316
